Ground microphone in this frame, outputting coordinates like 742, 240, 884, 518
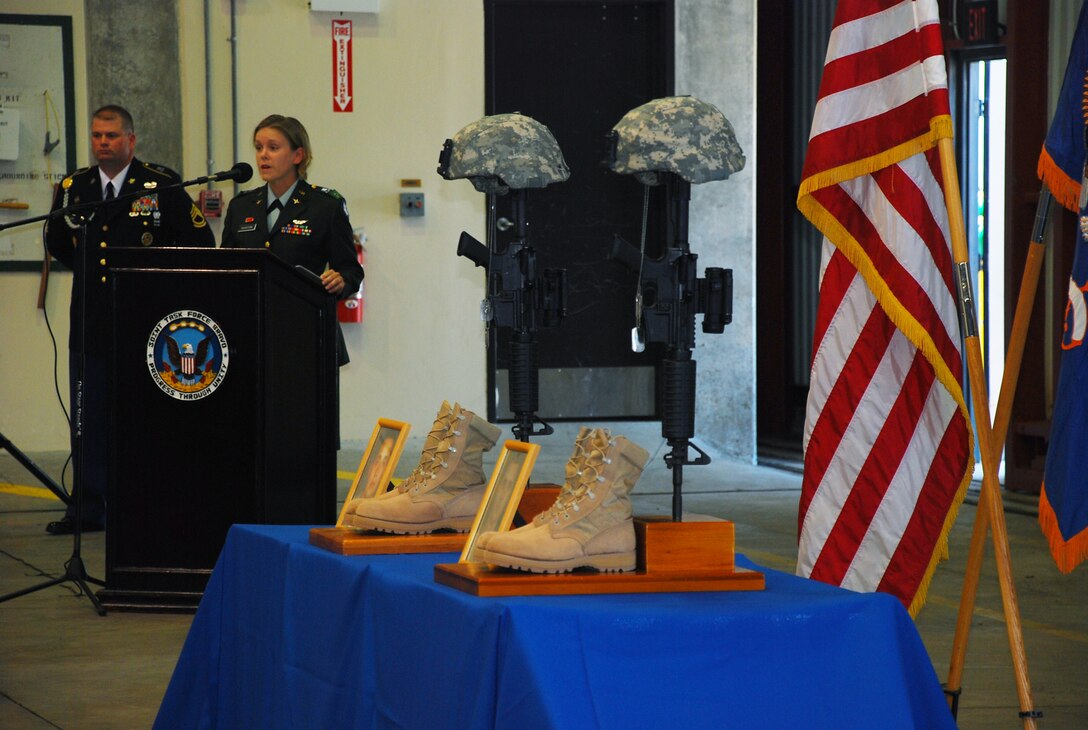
178, 162, 254, 190
210, 162, 253, 183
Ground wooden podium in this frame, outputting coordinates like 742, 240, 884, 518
97, 248, 338, 611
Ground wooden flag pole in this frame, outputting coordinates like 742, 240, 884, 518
945, 188, 1052, 717
937, 137, 1039, 728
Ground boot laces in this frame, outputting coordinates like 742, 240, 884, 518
413, 441, 452, 492
406, 407, 471, 494
548, 449, 605, 523
399, 411, 458, 492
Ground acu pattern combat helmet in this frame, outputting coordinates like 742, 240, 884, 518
607, 96, 746, 185
438, 113, 570, 194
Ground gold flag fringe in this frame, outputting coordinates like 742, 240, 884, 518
797, 112, 976, 616
797, 116, 954, 202
1037, 146, 1081, 214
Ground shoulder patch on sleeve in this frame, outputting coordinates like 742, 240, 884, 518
317, 186, 344, 201
191, 203, 208, 228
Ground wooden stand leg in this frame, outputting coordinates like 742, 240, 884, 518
938, 140, 1039, 728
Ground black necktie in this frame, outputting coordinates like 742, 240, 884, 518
267, 199, 282, 229
105, 181, 116, 200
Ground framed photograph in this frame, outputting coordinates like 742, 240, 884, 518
459, 440, 540, 563
336, 418, 411, 526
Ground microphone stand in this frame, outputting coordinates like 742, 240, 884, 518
0, 165, 248, 614
0, 203, 106, 614
0, 433, 71, 505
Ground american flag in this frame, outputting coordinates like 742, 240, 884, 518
795, 0, 974, 613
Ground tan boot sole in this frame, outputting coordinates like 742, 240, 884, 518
474, 547, 636, 573
347, 514, 473, 535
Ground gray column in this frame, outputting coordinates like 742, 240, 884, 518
85, 0, 183, 172
676, 0, 757, 463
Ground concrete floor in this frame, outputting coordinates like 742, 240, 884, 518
2, 421, 1086, 729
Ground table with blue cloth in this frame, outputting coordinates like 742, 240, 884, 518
155, 524, 955, 729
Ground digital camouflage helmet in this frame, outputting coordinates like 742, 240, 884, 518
438, 113, 570, 194
607, 96, 745, 185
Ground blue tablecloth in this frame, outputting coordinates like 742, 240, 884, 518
155, 524, 955, 729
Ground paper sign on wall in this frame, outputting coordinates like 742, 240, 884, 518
332, 20, 353, 113
0, 107, 20, 160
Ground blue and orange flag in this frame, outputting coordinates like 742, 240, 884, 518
1038, 0, 1088, 574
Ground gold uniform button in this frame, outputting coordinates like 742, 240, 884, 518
264, 241, 271, 248
100, 241, 108, 248
100, 258, 106, 266
102, 224, 109, 232
100, 276, 106, 283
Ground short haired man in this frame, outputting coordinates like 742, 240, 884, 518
44, 105, 214, 534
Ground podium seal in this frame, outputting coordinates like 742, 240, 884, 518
146, 310, 229, 400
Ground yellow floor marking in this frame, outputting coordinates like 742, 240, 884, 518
927, 593, 1088, 645
0, 483, 63, 501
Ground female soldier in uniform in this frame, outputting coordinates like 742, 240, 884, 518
221, 114, 363, 365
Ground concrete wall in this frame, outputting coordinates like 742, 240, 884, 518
676, 0, 757, 463
0, 0, 758, 466
85, 0, 184, 171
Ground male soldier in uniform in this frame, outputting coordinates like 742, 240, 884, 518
44, 104, 214, 534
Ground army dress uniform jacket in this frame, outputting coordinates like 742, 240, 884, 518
220, 181, 364, 365
45, 158, 215, 354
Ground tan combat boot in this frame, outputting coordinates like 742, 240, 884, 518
475, 425, 594, 553
342, 401, 457, 523
475, 429, 649, 572
348, 404, 502, 533
381, 400, 460, 498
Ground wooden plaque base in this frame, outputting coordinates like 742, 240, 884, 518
434, 517, 765, 597
309, 528, 465, 555
309, 483, 563, 556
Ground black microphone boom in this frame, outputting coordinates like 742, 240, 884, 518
182, 162, 253, 187
212, 162, 253, 183
12, 161, 257, 235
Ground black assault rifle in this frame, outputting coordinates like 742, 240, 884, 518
610, 172, 732, 520
456, 189, 567, 441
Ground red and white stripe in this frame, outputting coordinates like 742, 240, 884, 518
796, 0, 972, 610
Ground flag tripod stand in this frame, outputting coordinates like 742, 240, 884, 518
944, 187, 1053, 724
936, 138, 1041, 728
